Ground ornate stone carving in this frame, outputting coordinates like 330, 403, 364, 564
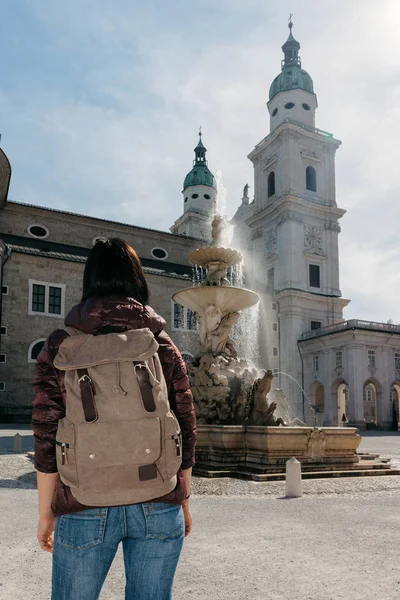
247, 370, 286, 426
301, 150, 320, 163
262, 154, 278, 172
324, 222, 341, 232
252, 229, 263, 240
305, 429, 327, 460
304, 224, 323, 250
210, 215, 225, 247
277, 211, 303, 225
198, 310, 239, 357
265, 228, 277, 253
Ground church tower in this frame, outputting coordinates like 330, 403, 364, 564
170, 132, 217, 240
235, 20, 349, 420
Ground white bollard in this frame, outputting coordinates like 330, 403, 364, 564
285, 457, 302, 498
12, 433, 23, 453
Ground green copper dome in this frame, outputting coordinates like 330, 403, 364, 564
183, 134, 215, 190
269, 22, 314, 100
269, 65, 314, 100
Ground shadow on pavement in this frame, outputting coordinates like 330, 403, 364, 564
0, 471, 37, 489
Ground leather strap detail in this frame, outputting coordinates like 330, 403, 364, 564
139, 464, 158, 481
77, 368, 98, 423
134, 363, 156, 412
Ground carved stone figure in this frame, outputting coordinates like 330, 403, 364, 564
198, 305, 222, 348
247, 370, 287, 426
210, 215, 225, 247
205, 312, 239, 357
243, 183, 250, 198
202, 261, 230, 287
305, 429, 327, 460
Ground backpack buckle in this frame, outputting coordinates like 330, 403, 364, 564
78, 373, 92, 384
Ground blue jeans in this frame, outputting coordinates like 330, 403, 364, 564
52, 503, 185, 600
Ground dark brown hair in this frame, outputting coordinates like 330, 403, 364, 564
82, 238, 149, 305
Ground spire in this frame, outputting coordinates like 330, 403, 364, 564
183, 131, 215, 190
282, 14, 301, 69
194, 128, 207, 166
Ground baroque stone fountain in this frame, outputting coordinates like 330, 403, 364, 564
174, 215, 283, 428
172, 217, 391, 481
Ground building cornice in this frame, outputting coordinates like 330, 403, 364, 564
276, 288, 350, 306
6, 201, 204, 244
245, 195, 345, 229
248, 119, 341, 161
299, 319, 400, 343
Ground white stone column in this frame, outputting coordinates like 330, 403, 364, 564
347, 344, 365, 427
380, 347, 392, 428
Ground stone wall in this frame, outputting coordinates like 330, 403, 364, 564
0, 251, 197, 420
2, 202, 203, 265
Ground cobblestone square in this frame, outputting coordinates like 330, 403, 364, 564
1, 430, 400, 599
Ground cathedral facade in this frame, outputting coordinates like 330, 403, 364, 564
0, 24, 399, 428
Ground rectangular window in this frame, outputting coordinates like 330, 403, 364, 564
187, 309, 197, 331
1, 285, 8, 295
336, 351, 343, 369
32, 284, 46, 312
0, 382, 5, 391
272, 322, 278, 332
311, 321, 322, 331
368, 350, 376, 368
313, 355, 319, 372
272, 303, 277, 311
0, 354, 6, 363
48, 286, 62, 315
173, 303, 184, 329
0, 326, 6, 336
309, 264, 320, 288
273, 347, 279, 357
172, 302, 199, 332
29, 281, 65, 318
395, 353, 400, 371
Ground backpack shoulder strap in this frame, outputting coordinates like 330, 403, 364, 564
62, 327, 97, 422
63, 326, 85, 337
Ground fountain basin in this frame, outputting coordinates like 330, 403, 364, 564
189, 247, 242, 268
194, 425, 367, 478
173, 286, 259, 314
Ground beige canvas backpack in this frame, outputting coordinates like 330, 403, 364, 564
53, 327, 182, 507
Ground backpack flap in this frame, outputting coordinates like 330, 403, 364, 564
53, 328, 159, 370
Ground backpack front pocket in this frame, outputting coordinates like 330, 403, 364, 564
76, 417, 162, 469
56, 418, 79, 489
164, 413, 182, 479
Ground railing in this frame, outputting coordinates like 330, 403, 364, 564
253, 118, 335, 151
301, 319, 400, 341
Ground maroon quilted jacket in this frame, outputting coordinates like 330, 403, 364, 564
32, 296, 197, 516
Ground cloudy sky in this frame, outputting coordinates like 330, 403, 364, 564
1, 0, 399, 322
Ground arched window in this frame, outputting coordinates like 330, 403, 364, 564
28, 339, 46, 363
267, 171, 275, 198
306, 166, 317, 192
363, 383, 377, 424
181, 352, 194, 363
